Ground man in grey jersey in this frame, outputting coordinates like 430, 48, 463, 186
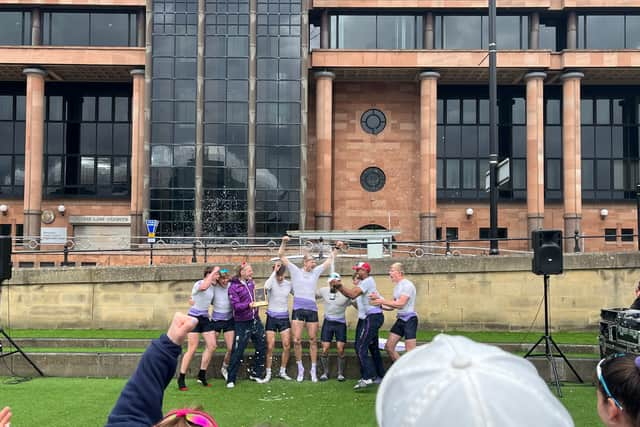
263, 261, 293, 382
370, 262, 418, 361
317, 272, 354, 381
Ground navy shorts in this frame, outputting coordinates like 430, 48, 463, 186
266, 315, 291, 332
292, 309, 319, 323
321, 320, 347, 343
189, 314, 215, 334
211, 318, 235, 333
390, 316, 418, 340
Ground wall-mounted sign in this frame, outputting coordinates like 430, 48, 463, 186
41, 227, 67, 245
69, 216, 131, 225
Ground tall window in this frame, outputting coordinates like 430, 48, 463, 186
437, 87, 526, 200
330, 15, 423, 49
581, 88, 640, 200
256, 0, 301, 235
0, 87, 25, 198
42, 11, 138, 46
43, 85, 131, 197
538, 15, 565, 51
0, 11, 31, 45
578, 15, 640, 49
435, 15, 529, 49
544, 89, 563, 200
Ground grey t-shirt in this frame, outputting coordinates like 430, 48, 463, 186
355, 276, 383, 320
394, 278, 417, 320
288, 262, 325, 310
317, 286, 352, 322
211, 283, 232, 320
189, 280, 213, 317
265, 271, 292, 315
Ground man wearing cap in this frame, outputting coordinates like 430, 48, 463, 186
370, 262, 417, 362
316, 272, 354, 381
278, 236, 344, 382
334, 261, 385, 390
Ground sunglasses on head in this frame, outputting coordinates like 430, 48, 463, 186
162, 409, 218, 427
596, 353, 626, 410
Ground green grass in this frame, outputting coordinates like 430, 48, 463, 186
0, 377, 600, 427
5, 328, 599, 345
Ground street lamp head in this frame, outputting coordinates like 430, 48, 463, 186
600, 208, 609, 220
0, 204, 7, 216
466, 208, 474, 219
57, 204, 66, 216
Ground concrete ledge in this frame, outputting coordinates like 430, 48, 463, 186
0, 351, 595, 383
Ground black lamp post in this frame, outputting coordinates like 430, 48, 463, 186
488, 0, 499, 255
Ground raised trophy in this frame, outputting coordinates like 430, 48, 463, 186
253, 286, 268, 307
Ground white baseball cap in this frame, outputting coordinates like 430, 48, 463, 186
376, 334, 574, 427
327, 272, 341, 283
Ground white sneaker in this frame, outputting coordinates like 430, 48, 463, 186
337, 374, 345, 382
353, 378, 373, 390
221, 366, 228, 381
311, 372, 318, 383
226, 382, 235, 389
278, 371, 292, 381
262, 374, 272, 383
296, 367, 304, 382
320, 373, 328, 381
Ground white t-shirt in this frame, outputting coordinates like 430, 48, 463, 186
288, 262, 325, 301
394, 278, 417, 320
355, 276, 382, 319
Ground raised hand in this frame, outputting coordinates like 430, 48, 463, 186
166, 313, 197, 346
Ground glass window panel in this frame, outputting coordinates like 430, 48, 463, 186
151, 145, 172, 166
0, 123, 12, 154
613, 159, 624, 189
582, 159, 594, 190
228, 36, 248, 56
174, 124, 195, 145
513, 159, 526, 189
153, 79, 173, 99
97, 157, 111, 186
512, 98, 525, 124
227, 80, 248, 102
545, 126, 562, 157
14, 155, 24, 185
279, 36, 299, 57
546, 99, 561, 124
175, 58, 196, 78
336, 16, 376, 49
0, 12, 27, 45
0, 95, 12, 120
446, 99, 460, 124
437, 99, 444, 124
175, 79, 196, 100
205, 80, 226, 102
90, 13, 130, 46
114, 97, 128, 122
627, 16, 640, 49
581, 126, 594, 157
581, 99, 593, 125
377, 16, 416, 49
278, 81, 300, 101
437, 159, 444, 188
82, 97, 96, 121
596, 159, 610, 190
446, 159, 460, 188
585, 16, 624, 48
547, 159, 561, 190
113, 123, 130, 155
80, 123, 97, 155
460, 126, 478, 157
175, 35, 197, 56
595, 126, 611, 157
444, 126, 461, 156
228, 58, 248, 79
478, 125, 489, 156
512, 126, 526, 157
278, 59, 300, 80
14, 123, 24, 154
98, 97, 112, 122
0, 156, 10, 185
257, 81, 278, 101
443, 16, 482, 49
612, 99, 623, 125
16, 95, 25, 121
612, 127, 623, 158
113, 157, 128, 184
175, 101, 196, 122
174, 145, 195, 166
479, 99, 489, 124
81, 156, 95, 185
49, 13, 90, 45
96, 123, 113, 154
153, 58, 173, 78
497, 16, 524, 49
596, 99, 610, 125
462, 99, 476, 124
257, 36, 278, 56
539, 23, 557, 50
227, 102, 248, 123
47, 156, 62, 186
462, 159, 476, 189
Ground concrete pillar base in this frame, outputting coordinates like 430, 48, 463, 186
315, 213, 332, 231
564, 215, 582, 252
419, 213, 437, 242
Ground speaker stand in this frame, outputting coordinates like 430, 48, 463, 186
0, 278, 44, 377
524, 274, 582, 397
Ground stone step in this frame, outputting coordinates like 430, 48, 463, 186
0, 350, 596, 383
6, 338, 599, 354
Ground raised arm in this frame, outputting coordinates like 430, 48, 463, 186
320, 240, 344, 270
197, 266, 219, 292
278, 235, 291, 266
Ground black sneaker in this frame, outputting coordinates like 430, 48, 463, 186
197, 373, 211, 387
177, 376, 188, 391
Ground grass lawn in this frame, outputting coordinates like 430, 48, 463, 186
1, 377, 600, 427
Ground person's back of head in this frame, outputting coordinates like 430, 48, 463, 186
597, 354, 640, 427
376, 334, 574, 427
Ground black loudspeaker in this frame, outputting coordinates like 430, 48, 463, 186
532, 230, 563, 275
0, 236, 12, 281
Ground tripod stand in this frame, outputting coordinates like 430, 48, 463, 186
524, 274, 582, 396
0, 278, 44, 376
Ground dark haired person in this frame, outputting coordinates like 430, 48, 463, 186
278, 236, 343, 382
226, 263, 267, 388
264, 261, 293, 382
334, 261, 385, 390
210, 269, 234, 381
177, 266, 219, 390
596, 353, 640, 427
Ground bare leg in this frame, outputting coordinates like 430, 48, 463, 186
405, 338, 417, 353
280, 328, 291, 370
200, 331, 217, 370
291, 320, 304, 362
223, 330, 234, 366
307, 321, 319, 364
385, 332, 402, 362
336, 341, 346, 381
180, 332, 200, 374
266, 330, 276, 370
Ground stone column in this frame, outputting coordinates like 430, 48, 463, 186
419, 71, 440, 242
314, 71, 335, 231
561, 71, 584, 251
130, 69, 145, 242
320, 10, 329, 49
529, 12, 539, 49
567, 12, 577, 49
423, 13, 434, 49
22, 68, 47, 245
524, 72, 546, 241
